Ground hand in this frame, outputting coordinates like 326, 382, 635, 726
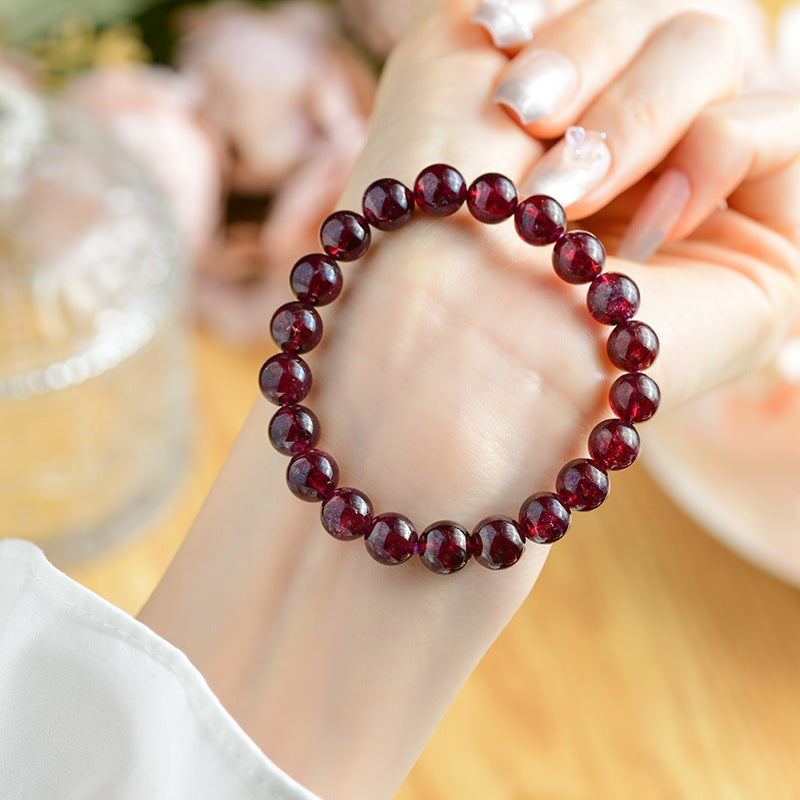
321, 0, 799, 586
142, 2, 800, 799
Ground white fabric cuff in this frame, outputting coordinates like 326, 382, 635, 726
0, 539, 320, 800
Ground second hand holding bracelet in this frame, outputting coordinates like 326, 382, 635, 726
258, 163, 660, 574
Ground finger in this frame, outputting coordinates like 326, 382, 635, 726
339, 0, 544, 209
492, 0, 686, 139
617, 92, 800, 262
631, 212, 800, 410
520, 11, 741, 213
471, 0, 583, 52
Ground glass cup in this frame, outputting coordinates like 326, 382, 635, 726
0, 71, 192, 564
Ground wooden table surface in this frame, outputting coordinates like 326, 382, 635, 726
68, 2, 800, 796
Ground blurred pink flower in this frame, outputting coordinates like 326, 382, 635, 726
65, 65, 224, 258
193, 221, 286, 344
177, 1, 375, 194
339, 0, 415, 58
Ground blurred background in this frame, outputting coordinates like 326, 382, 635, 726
0, 0, 798, 797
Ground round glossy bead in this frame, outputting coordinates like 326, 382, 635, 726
413, 164, 467, 216
553, 231, 605, 284
258, 353, 312, 405
609, 373, 661, 423
514, 195, 566, 245
419, 521, 471, 574
607, 320, 659, 372
270, 301, 323, 354
268, 404, 320, 456
588, 419, 640, 470
519, 492, 571, 544
362, 178, 414, 231
587, 273, 640, 325
321, 488, 373, 541
320, 211, 371, 261
556, 458, 609, 511
466, 172, 518, 223
365, 513, 418, 565
290, 254, 343, 306
286, 449, 339, 502
471, 516, 525, 569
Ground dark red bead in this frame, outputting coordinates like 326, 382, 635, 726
607, 320, 659, 372
419, 521, 471, 574
290, 254, 343, 306
467, 172, 518, 223
362, 178, 414, 231
556, 459, 609, 511
588, 419, 640, 470
587, 273, 640, 325
321, 488, 373, 541
270, 301, 323, 354
413, 164, 467, 216
471, 516, 525, 569
258, 353, 312, 405
268, 404, 320, 456
553, 231, 605, 284
519, 492, 571, 544
609, 373, 660, 423
286, 449, 339, 502
365, 513, 418, 565
514, 195, 566, 245
320, 211, 371, 261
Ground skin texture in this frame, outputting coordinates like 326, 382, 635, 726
140, 1, 800, 798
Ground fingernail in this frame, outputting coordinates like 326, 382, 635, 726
617, 169, 691, 263
494, 49, 579, 124
472, 0, 547, 48
520, 126, 611, 207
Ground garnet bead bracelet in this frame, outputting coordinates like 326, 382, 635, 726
259, 164, 661, 574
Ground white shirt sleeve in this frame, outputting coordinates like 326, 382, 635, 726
0, 539, 321, 800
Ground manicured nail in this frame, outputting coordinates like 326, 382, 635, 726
520, 126, 611, 207
617, 169, 691, 263
494, 49, 579, 124
472, 0, 547, 48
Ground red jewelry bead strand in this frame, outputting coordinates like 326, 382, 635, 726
290, 254, 343, 306
321, 488, 374, 541
260, 164, 661, 573
467, 172, 518, 223
363, 178, 415, 230
270, 301, 323, 354
514, 195, 566, 245
606, 319, 659, 372
320, 211, 371, 261
268, 404, 321, 456
471, 516, 526, 569
419, 521, 472, 574
287, 449, 339, 502
259, 353, 312, 406
414, 164, 467, 216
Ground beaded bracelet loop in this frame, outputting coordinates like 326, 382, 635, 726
259, 164, 661, 574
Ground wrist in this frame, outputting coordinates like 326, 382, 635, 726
141, 398, 546, 799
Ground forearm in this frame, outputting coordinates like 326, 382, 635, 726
140, 398, 546, 800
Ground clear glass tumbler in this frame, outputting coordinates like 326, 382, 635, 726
0, 71, 191, 564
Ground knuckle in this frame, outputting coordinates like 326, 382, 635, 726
665, 10, 741, 62
616, 91, 662, 135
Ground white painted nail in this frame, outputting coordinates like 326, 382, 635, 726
494, 49, 579, 124
617, 169, 691, 263
472, 0, 548, 49
520, 126, 611, 207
